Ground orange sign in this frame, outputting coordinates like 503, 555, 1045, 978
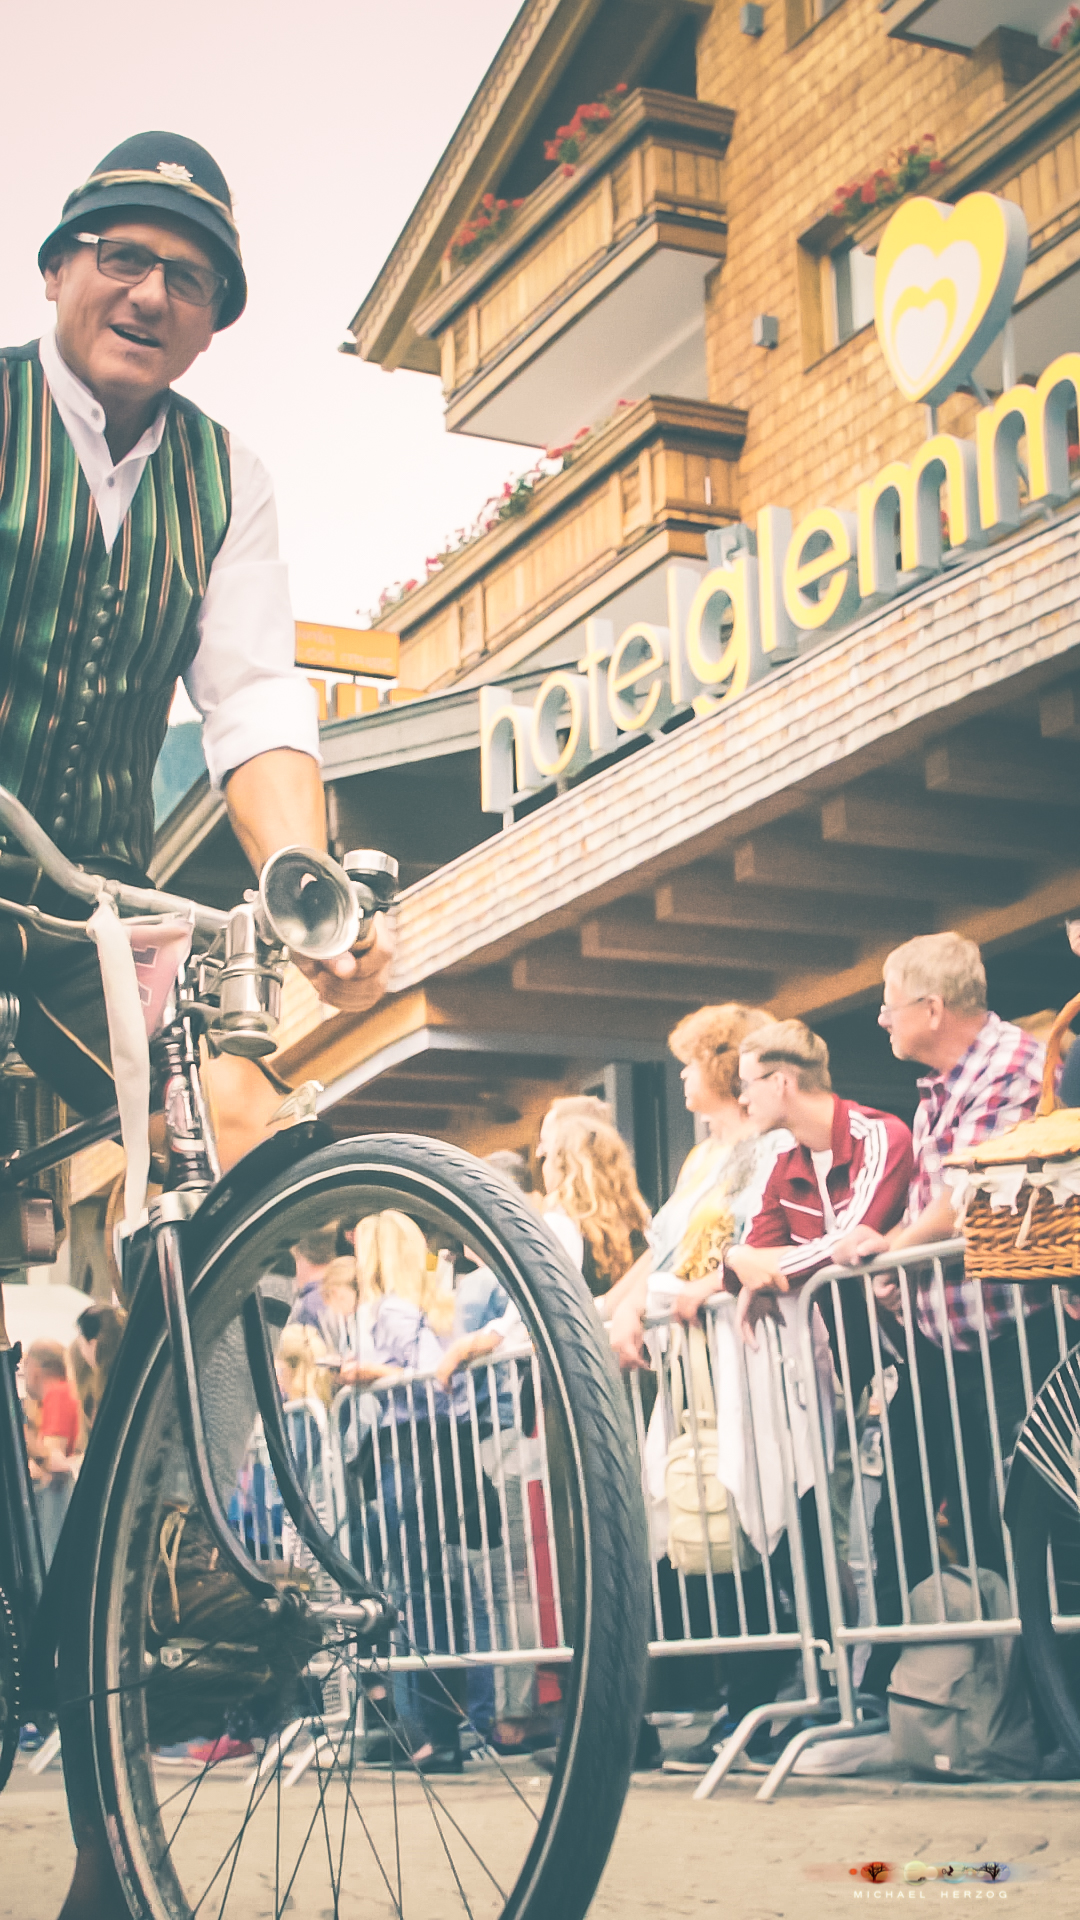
294, 623, 399, 678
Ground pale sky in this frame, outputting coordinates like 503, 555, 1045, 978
0, 0, 538, 630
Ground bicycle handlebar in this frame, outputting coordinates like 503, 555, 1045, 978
0, 781, 228, 937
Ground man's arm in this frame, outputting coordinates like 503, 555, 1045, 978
729, 1115, 913, 1321
224, 749, 393, 1012
770, 1116, 912, 1284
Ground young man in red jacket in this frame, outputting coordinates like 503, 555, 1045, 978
723, 1019, 922, 1709
725, 1019, 912, 1349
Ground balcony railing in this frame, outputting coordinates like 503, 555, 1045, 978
412, 89, 734, 447
384, 393, 747, 692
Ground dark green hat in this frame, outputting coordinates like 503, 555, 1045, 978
39, 131, 246, 329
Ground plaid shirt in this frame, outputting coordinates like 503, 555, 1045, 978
908, 1012, 1046, 1348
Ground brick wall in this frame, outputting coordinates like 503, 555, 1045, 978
696, 0, 1046, 520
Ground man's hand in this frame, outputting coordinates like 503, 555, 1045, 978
831, 1226, 890, 1267
735, 1285, 782, 1349
872, 1274, 904, 1318
672, 1275, 724, 1324
725, 1244, 789, 1296
224, 748, 395, 1014
434, 1329, 500, 1390
295, 911, 395, 1012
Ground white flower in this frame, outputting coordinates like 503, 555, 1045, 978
156, 161, 194, 183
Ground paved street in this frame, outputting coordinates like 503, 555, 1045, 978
2, 1760, 1076, 1918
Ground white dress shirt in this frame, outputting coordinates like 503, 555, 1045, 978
38, 329, 320, 787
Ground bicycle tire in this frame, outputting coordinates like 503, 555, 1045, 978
57, 1134, 650, 1920
1012, 1455, 1080, 1765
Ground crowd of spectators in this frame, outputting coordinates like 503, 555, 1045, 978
137, 920, 1068, 1785
263, 926, 1077, 1782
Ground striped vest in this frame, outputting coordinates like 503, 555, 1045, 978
0, 342, 231, 872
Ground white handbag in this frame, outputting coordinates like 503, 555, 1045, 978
664, 1323, 756, 1577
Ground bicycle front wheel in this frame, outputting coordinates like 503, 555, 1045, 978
58, 1135, 649, 1920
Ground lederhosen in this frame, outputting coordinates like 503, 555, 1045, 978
0, 342, 231, 1114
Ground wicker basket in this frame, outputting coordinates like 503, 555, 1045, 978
947, 989, 1080, 1281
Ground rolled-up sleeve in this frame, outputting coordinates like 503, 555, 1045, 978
184, 438, 321, 787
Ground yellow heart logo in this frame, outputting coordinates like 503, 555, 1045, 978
874, 193, 1028, 406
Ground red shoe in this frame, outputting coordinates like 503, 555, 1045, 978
188, 1736, 255, 1766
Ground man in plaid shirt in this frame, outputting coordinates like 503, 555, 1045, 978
835, 931, 1072, 1583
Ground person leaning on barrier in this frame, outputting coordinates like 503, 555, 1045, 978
719, 1019, 923, 1696
0, 130, 393, 1176
832, 932, 1080, 1586
606, 1003, 781, 1368
723, 1020, 913, 1348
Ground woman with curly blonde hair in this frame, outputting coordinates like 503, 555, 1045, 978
537, 1111, 651, 1294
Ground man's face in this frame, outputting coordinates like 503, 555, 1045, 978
737, 1053, 787, 1134
44, 216, 219, 407
878, 969, 939, 1063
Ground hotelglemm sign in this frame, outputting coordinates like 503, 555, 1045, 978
480, 191, 1079, 816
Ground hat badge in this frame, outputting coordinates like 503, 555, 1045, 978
156, 161, 193, 182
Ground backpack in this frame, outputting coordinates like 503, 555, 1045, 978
887, 1565, 1039, 1780
664, 1323, 756, 1577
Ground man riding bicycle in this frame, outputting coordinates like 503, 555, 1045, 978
0, 129, 393, 1920
0, 128, 393, 1178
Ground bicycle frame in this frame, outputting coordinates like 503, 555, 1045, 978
0, 784, 397, 1722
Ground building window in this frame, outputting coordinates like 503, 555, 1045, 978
830, 242, 876, 347
786, 0, 845, 45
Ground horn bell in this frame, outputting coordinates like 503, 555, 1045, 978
259, 846, 359, 961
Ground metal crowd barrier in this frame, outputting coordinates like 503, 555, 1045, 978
228, 1306, 840, 1793
743, 1241, 1080, 1802
227, 1249, 1075, 1800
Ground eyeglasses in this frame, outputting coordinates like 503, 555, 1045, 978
878, 996, 929, 1025
74, 233, 227, 309
737, 1069, 780, 1096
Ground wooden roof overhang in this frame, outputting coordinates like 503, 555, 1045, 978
348, 0, 713, 374
273, 499, 1080, 1137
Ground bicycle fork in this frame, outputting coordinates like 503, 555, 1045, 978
149, 1194, 392, 1634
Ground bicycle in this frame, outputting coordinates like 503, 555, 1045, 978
0, 780, 649, 1920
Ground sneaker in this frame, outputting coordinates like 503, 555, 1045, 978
187, 1736, 256, 1766
662, 1713, 739, 1774
18, 1725, 45, 1754
633, 1721, 664, 1772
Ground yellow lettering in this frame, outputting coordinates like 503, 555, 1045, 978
977, 351, 1080, 534
684, 559, 756, 713
666, 564, 705, 707
576, 618, 618, 753
478, 685, 541, 814
530, 671, 590, 778
858, 435, 981, 605
757, 506, 798, 658
606, 624, 673, 733
783, 507, 860, 631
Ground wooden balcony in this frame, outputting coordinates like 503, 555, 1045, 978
383, 392, 747, 692
412, 89, 734, 447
